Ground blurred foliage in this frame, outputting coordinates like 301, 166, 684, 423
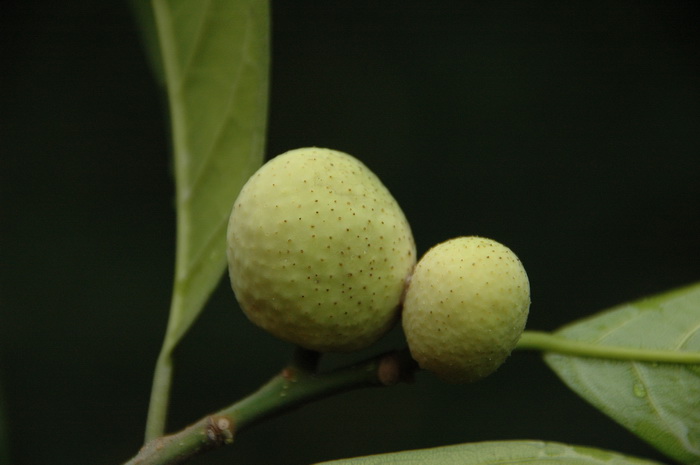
1, 1, 699, 464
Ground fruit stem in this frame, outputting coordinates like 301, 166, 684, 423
516, 330, 700, 364
124, 349, 416, 465
290, 346, 322, 373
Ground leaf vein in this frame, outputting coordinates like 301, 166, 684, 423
182, 215, 228, 279
188, 7, 256, 195
676, 319, 700, 350
179, 0, 212, 90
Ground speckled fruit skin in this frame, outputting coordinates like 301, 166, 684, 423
402, 236, 530, 383
227, 147, 416, 352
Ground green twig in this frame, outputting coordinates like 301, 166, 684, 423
131, 329, 700, 465
125, 350, 416, 465
516, 330, 700, 364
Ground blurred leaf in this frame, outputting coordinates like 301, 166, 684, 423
153, 0, 269, 350
313, 440, 662, 464
129, 0, 165, 85
544, 283, 700, 465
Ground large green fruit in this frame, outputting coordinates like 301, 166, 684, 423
227, 147, 416, 352
402, 236, 530, 383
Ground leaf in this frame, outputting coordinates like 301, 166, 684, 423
544, 283, 700, 465
313, 440, 663, 464
153, 0, 269, 349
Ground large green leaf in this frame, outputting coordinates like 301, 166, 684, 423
140, 0, 269, 440
314, 441, 662, 464
154, 0, 269, 349
544, 283, 700, 465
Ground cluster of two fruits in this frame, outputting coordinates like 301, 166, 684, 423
227, 148, 530, 383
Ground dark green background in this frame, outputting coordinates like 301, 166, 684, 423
2, 1, 699, 464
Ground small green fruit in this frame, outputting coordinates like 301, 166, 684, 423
227, 147, 416, 352
402, 236, 530, 383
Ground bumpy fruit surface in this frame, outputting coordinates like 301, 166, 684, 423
402, 236, 530, 383
227, 147, 416, 352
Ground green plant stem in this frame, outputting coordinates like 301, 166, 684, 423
131, 330, 700, 465
125, 350, 416, 465
144, 349, 174, 442
290, 346, 322, 373
517, 330, 700, 364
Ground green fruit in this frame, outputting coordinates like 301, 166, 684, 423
227, 147, 416, 352
402, 236, 530, 383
